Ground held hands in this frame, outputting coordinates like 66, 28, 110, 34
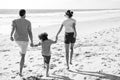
30, 43, 39, 47
10, 36, 14, 41
55, 36, 58, 42
56, 36, 58, 41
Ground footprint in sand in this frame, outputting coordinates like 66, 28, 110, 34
8, 64, 12, 66
0, 49, 10, 52
52, 59, 59, 62
58, 61, 62, 64
15, 62, 19, 64
28, 70, 33, 72
30, 57, 33, 60
11, 76, 16, 79
60, 55, 64, 58
50, 64, 57, 69
95, 78, 101, 80
23, 65, 27, 68
75, 53, 80, 57
3, 67, 8, 70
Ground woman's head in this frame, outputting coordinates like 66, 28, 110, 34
65, 10, 73, 18
38, 32, 48, 41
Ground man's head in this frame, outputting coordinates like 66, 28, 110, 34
19, 9, 26, 17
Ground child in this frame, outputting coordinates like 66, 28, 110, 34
33, 32, 57, 77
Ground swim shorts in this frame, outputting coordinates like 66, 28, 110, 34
64, 32, 76, 44
16, 41, 28, 54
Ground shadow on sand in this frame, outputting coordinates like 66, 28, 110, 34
49, 74, 73, 80
68, 69, 120, 80
22, 74, 73, 80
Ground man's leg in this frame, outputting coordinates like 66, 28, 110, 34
16, 41, 28, 77
20, 54, 25, 76
65, 44, 70, 69
70, 43, 74, 64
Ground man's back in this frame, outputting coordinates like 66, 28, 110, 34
12, 18, 31, 41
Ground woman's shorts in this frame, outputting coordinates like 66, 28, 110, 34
16, 41, 29, 54
42, 55, 51, 64
64, 32, 76, 44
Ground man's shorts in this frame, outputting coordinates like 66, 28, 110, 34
42, 55, 51, 64
16, 41, 29, 54
64, 32, 76, 44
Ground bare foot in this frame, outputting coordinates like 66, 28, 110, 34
67, 66, 69, 70
19, 73, 23, 77
70, 62, 72, 65
46, 74, 49, 77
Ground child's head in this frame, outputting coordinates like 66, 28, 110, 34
65, 10, 73, 18
38, 32, 48, 41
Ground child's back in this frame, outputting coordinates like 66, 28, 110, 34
41, 39, 56, 56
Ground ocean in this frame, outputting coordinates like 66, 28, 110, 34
0, 9, 120, 35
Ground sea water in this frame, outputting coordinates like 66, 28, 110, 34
0, 9, 120, 35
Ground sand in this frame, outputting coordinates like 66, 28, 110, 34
1, 27, 120, 80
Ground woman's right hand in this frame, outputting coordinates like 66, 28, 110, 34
10, 36, 14, 41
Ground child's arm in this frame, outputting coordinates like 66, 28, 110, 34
33, 42, 41, 47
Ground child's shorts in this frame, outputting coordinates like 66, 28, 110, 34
16, 41, 28, 54
42, 55, 51, 64
64, 32, 76, 44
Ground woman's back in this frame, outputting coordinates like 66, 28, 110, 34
63, 18, 76, 33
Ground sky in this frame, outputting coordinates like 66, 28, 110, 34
0, 0, 120, 9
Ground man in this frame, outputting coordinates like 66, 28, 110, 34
10, 9, 33, 76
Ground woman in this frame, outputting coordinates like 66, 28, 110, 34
56, 10, 77, 69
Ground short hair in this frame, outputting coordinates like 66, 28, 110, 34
65, 10, 73, 18
19, 9, 26, 17
38, 32, 48, 41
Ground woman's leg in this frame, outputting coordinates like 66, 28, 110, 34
70, 43, 74, 64
65, 44, 70, 69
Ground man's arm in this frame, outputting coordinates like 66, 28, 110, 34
33, 42, 41, 47
27, 23, 33, 46
10, 21, 16, 41
56, 24, 63, 37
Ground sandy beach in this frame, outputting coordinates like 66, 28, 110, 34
0, 10, 120, 80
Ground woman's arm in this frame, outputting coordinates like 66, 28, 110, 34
73, 23, 77, 38
56, 24, 63, 37
52, 36, 58, 44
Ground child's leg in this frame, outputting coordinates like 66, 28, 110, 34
46, 63, 49, 77
45, 56, 51, 77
